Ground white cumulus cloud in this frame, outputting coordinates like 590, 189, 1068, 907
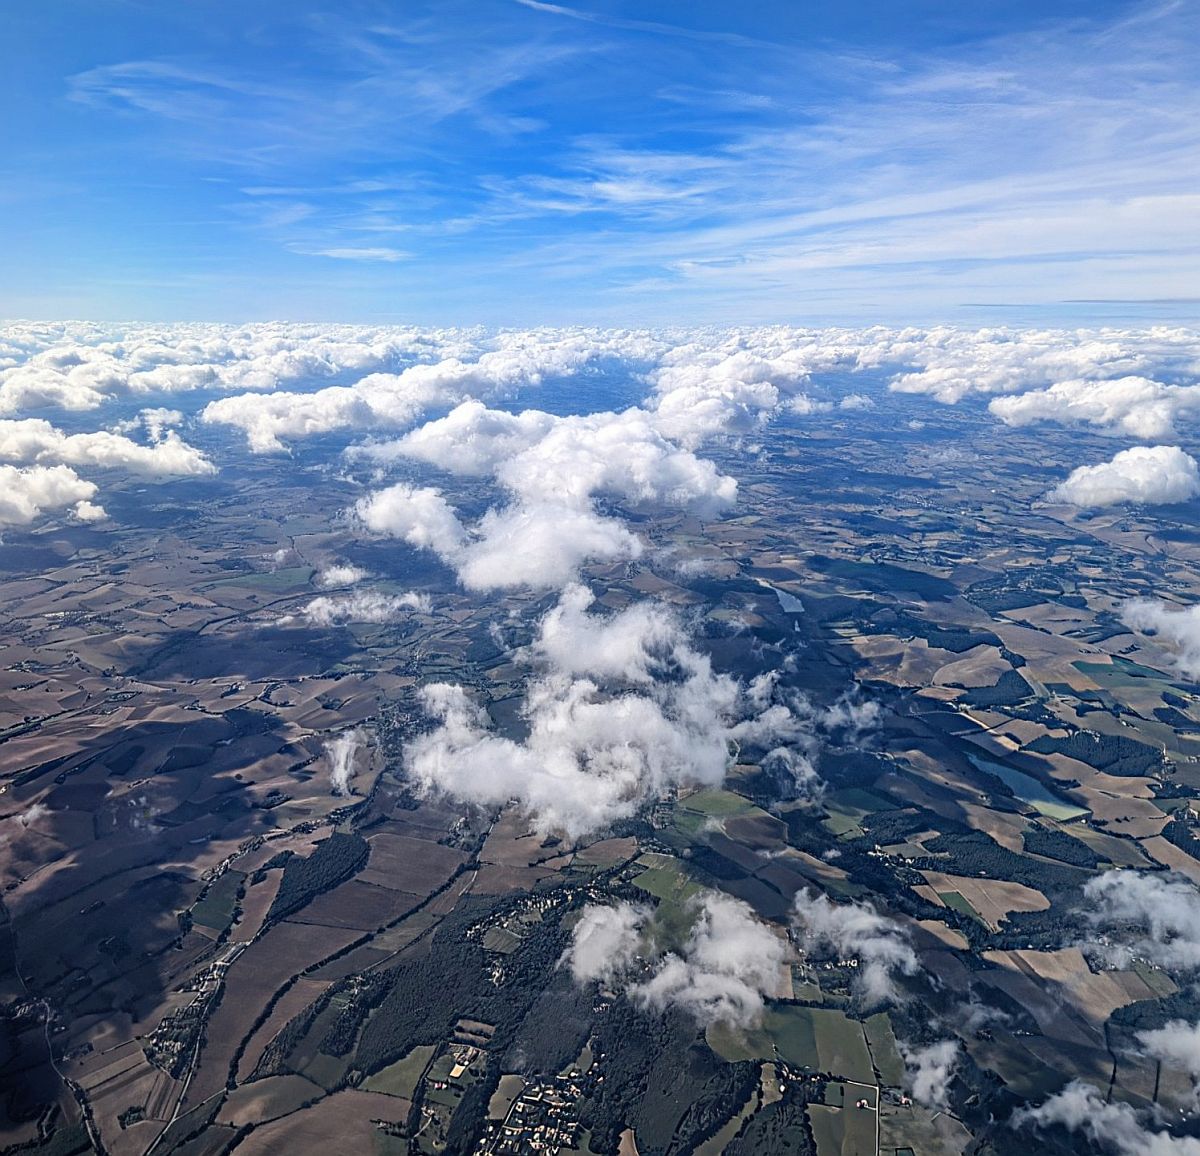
1014, 1080, 1200, 1155
631, 891, 793, 1028
562, 901, 649, 985
298, 589, 430, 626
1138, 1021, 1200, 1099
901, 1040, 960, 1109
791, 888, 919, 1005
0, 464, 105, 529
324, 728, 365, 796
316, 563, 369, 587
1120, 601, 1200, 680
1048, 445, 1200, 507
990, 376, 1200, 440
1083, 871, 1200, 972
403, 586, 809, 837
0, 418, 215, 476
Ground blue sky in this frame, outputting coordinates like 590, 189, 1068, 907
2, 0, 1197, 324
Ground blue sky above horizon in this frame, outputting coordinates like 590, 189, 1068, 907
2, 0, 1198, 325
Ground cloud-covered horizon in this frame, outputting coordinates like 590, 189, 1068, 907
3, 321, 1198, 581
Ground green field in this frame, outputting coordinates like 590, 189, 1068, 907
679, 789, 757, 817
864, 1013, 905, 1087
1075, 657, 1175, 686
364, 1044, 436, 1099
301, 1049, 351, 1090
669, 808, 711, 838
821, 788, 891, 838
809, 1092, 877, 1156
708, 1006, 875, 1084
1132, 959, 1180, 998
631, 854, 704, 946
631, 859, 702, 904
966, 754, 1090, 822
203, 565, 315, 592
222, 1074, 323, 1124
482, 926, 522, 953
938, 891, 984, 924
192, 870, 244, 932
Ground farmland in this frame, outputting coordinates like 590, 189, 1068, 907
4, 374, 1200, 1156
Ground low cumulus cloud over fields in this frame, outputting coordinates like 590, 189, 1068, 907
1048, 445, 1200, 507
564, 892, 792, 1028
401, 584, 815, 837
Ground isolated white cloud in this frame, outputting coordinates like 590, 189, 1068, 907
456, 504, 642, 591
788, 394, 834, 416
901, 1040, 960, 1109
817, 690, 883, 743
403, 586, 807, 836
0, 464, 104, 529
113, 407, 185, 441
1083, 871, 1200, 972
355, 483, 467, 558
0, 418, 215, 476
73, 500, 108, 523
990, 377, 1200, 440
1120, 600, 1200, 680
632, 891, 792, 1028
791, 889, 919, 1004
139, 407, 184, 440
563, 901, 649, 985
356, 399, 737, 590
564, 891, 790, 1027
299, 589, 429, 626
1015, 1080, 1200, 1155
405, 677, 726, 839
316, 563, 368, 587
1048, 445, 1200, 507
324, 728, 364, 796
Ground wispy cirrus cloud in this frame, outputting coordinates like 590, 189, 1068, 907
14, 0, 1191, 320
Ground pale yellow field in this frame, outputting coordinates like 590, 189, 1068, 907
920, 872, 1048, 929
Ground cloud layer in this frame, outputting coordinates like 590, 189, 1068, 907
2, 320, 1199, 538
